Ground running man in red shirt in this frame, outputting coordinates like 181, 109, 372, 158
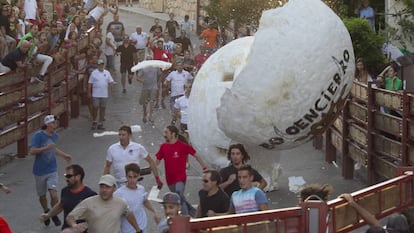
155, 125, 208, 217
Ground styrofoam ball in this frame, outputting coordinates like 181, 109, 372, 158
188, 0, 354, 166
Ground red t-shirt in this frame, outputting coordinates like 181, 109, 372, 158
156, 141, 196, 185
152, 46, 172, 62
0, 216, 12, 233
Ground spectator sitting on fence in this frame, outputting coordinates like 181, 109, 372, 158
340, 193, 410, 233
18, 24, 53, 82
355, 58, 373, 84
0, 39, 29, 75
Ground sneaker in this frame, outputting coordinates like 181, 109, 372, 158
171, 120, 176, 125
128, 78, 132, 84
44, 210, 50, 226
123, 89, 126, 93
51, 216, 61, 226
97, 124, 105, 130
30, 76, 43, 83
91, 122, 97, 130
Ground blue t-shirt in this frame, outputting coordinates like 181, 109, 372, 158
61, 185, 97, 229
31, 130, 59, 176
231, 187, 267, 214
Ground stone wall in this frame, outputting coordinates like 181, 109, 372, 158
137, 0, 209, 27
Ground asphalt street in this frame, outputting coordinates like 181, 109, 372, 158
0, 5, 366, 233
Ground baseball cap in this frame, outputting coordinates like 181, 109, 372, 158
97, 59, 104, 64
161, 192, 180, 205
44, 115, 56, 124
98, 174, 116, 187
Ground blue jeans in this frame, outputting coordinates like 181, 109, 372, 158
168, 181, 195, 217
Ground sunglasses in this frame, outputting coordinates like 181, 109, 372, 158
64, 174, 76, 179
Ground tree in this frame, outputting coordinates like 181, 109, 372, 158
343, 18, 386, 74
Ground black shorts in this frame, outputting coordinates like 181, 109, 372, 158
120, 62, 133, 74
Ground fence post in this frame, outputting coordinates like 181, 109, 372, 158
169, 216, 191, 233
300, 199, 329, 233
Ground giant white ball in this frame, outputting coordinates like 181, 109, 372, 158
188, 0, 355, 168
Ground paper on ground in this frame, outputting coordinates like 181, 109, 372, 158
93, 125, 142, 137
288, 176, 306, 193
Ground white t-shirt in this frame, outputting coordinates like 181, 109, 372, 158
88, 69, 114, 98
174, 95, 189, 124
163, 40, 174, 54
24, 0, 37, 20
166, 70, 192, 97
114, 185, 149, 233
106, 141, 148, 182
130, 32, 149, 49
180, 19, 194, 36
105, 32, 116, 56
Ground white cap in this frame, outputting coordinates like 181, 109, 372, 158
44, 115, 55, 124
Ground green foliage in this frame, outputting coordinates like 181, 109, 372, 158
203, 0, 280, 28
343, 18, 386, 73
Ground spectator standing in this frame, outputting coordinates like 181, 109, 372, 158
105, 26, 117, 73
116, 35, 136, 93
158, 192, 181, 233
174, 30, 193, 55
355, 58, 373, 84
88, 59, 114, 130
210, 165, 268, 216
149, 18, 162, 37
29, 115, 72, 227
66, 174, 143, 233
0, 4, 17, 57
199, 23, 219, 54
173, 84, 191, 135
136, 56, 161, 123
182, 50, 195, 73
165, 13, 179, 40
359, 0, 375, 31
40, 164, 97, 231
180, 15, 193, 38
114, 163, 161, 233
106, 13, 124, 46
23, 0, 39, 25
164, 61, 193, 124
162, 31, 174, 55
16, 9, 25, 41
129, 25, 149, 65
104, 125, 163, 188
196, 170, 230, 218
219, 143, 267, 197
194, 45, 209, 71
151, 39, 173, 109
155, 125, 208, 216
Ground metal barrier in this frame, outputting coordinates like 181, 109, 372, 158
168, 167, 414, 233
